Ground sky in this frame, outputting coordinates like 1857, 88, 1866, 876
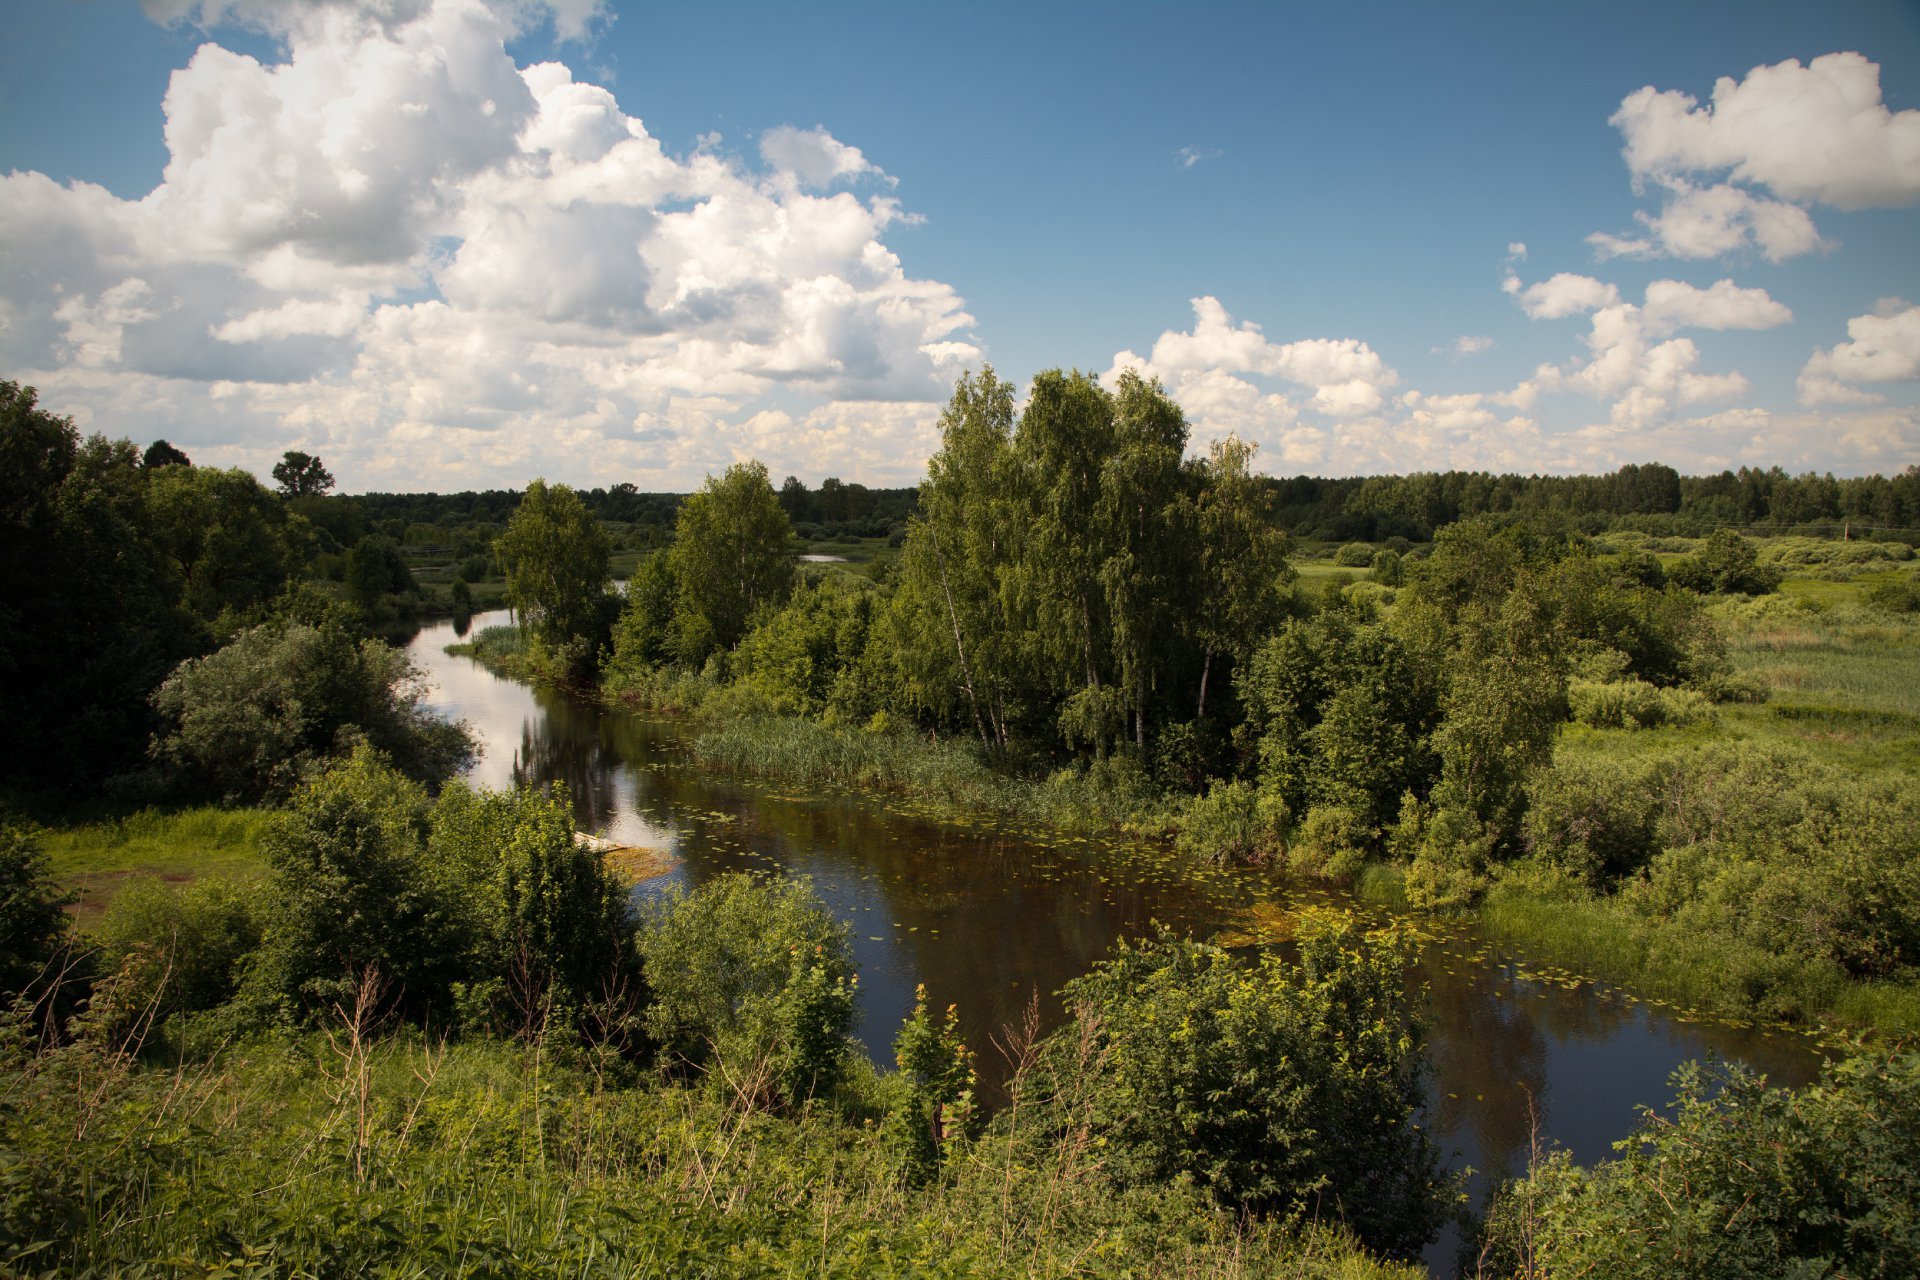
2, 0, 1918, 493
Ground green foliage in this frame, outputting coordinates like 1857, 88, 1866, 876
638, 873, 855, 1109
664, 461, 796, 665
1867, 572, 1920, 614
150, 615, 474, 802
494, 478, 612, 672
146, 462, 298, 626
1174, 778, 1287, 866
1243, 605, 1440, 832
0, 826, 69, 999
0, 1031, 1421, 1279
884, 984, 977, 1186
1670, 529, 1783, 595
271, 449, 335, 499
427, 783, 645, 1045
344, 533, 416, 608
1287, 803, 1372, 883
607, 548, 678, 676
731, 573, 891, 720
1478, 1051, 1920, 1279
1038, 913, 1450, 1259
0, 382, 203, 788
242, 747, 462, 1022
1521, 751, 1664, 888
1334, 542, 1376, 567
98, 875, 262, 1038
1565, 677, 1712, 729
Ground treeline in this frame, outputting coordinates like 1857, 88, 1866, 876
476, 365, 1920, 1032
1270, 462, 1920, 543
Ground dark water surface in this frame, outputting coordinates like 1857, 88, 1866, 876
414, 611, 1824, 1270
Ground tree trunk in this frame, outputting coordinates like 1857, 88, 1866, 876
928, 523, 991, 752
1196, 645, 1213, 720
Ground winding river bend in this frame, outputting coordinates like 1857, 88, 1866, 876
411, 609, 1822, 1265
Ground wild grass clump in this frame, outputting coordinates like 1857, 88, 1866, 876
0, 987, 1420, 1279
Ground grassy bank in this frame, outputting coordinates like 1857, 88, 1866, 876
1, 1030, 1415, 1280
38, 806, 271, 930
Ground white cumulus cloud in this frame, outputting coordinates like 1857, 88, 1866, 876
1798, 300, 1920, 406
1, 0, 976, 488
1590, 51, 1920, 263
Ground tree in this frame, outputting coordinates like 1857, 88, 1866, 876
149, 614, 474, 802
142, 439, 191, 469
891, 366, 1021, 748
1190, 434, 1293, 720
665, 461, 795, 664
344, 534, 416, 608
0, 826, 70, 1001
0, 382, 201, 789
493, 479, 612, 669
272, 450, 335, 499
147, 465, 297, 625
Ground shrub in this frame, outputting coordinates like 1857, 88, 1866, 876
241, 747, 463, 1023
150, 617, 474, 802
1867, 573, 1920, 614
1566, 678, 1712, 729
428, 784, 646, 1046
638, 873, 855, 1109
0, 825, 69, 1000
1287, 803, 1371, 883
1334, 542, 1376, 567
1035, 913, 1450, 1260
1669, 530, 1781, 595
1174, 779, 1286, 865
882, 984, 976, 1186
100, 875, 262, 1025
1478, 1051, 1920, 1279
1522, 753, 1666, 887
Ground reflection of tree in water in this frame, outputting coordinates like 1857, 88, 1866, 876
509, 684, 624, 833
1422, 956, 1549, 1181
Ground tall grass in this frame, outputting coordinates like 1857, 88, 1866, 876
0, 1021, 1417, 1279
690, 714, 1165, 832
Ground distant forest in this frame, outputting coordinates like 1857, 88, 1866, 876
336, 461, 1920, 549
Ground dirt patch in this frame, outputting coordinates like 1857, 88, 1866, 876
61, 870, 193, 931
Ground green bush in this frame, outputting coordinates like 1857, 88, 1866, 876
1867, 573, 1920, 614
151, 616, 474, 802
1287, 803, 1371, 882
428, 784, 646, 1046
0, 825, 69, 1000
1522, 752, 1666, 887
1034, 913, 1450, 1260
1669, 530, 1782, 595
638, 873, 855, 1109
1566, 677, 1712, 729
1334, 542, 1376, 567
100, 875, 261, 1026
241, 747, 463, 1023
1478, 1050, 1920, 1278
1173, 778, 1286, 866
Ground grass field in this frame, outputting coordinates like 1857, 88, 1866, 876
39, 806, 271, 930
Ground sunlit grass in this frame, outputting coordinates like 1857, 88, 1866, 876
39, 806, 270, 929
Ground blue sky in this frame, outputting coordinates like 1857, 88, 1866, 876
2, 0, 1917, 490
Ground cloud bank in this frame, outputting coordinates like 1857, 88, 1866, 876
3, 0, 975, 488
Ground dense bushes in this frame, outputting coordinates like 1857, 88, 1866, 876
0, 826, 69, 1000
1032, 914, 1450, 1260
1478, 1051, 1920, 1278
638, 872, 856, 1109
149, 615, 474, 802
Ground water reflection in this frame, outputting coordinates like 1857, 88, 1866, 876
407, 611, 1825, 1266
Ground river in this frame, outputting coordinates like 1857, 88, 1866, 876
411, 609, 1823, 1271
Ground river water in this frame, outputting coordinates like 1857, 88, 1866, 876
411, 609, 1823, 1269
